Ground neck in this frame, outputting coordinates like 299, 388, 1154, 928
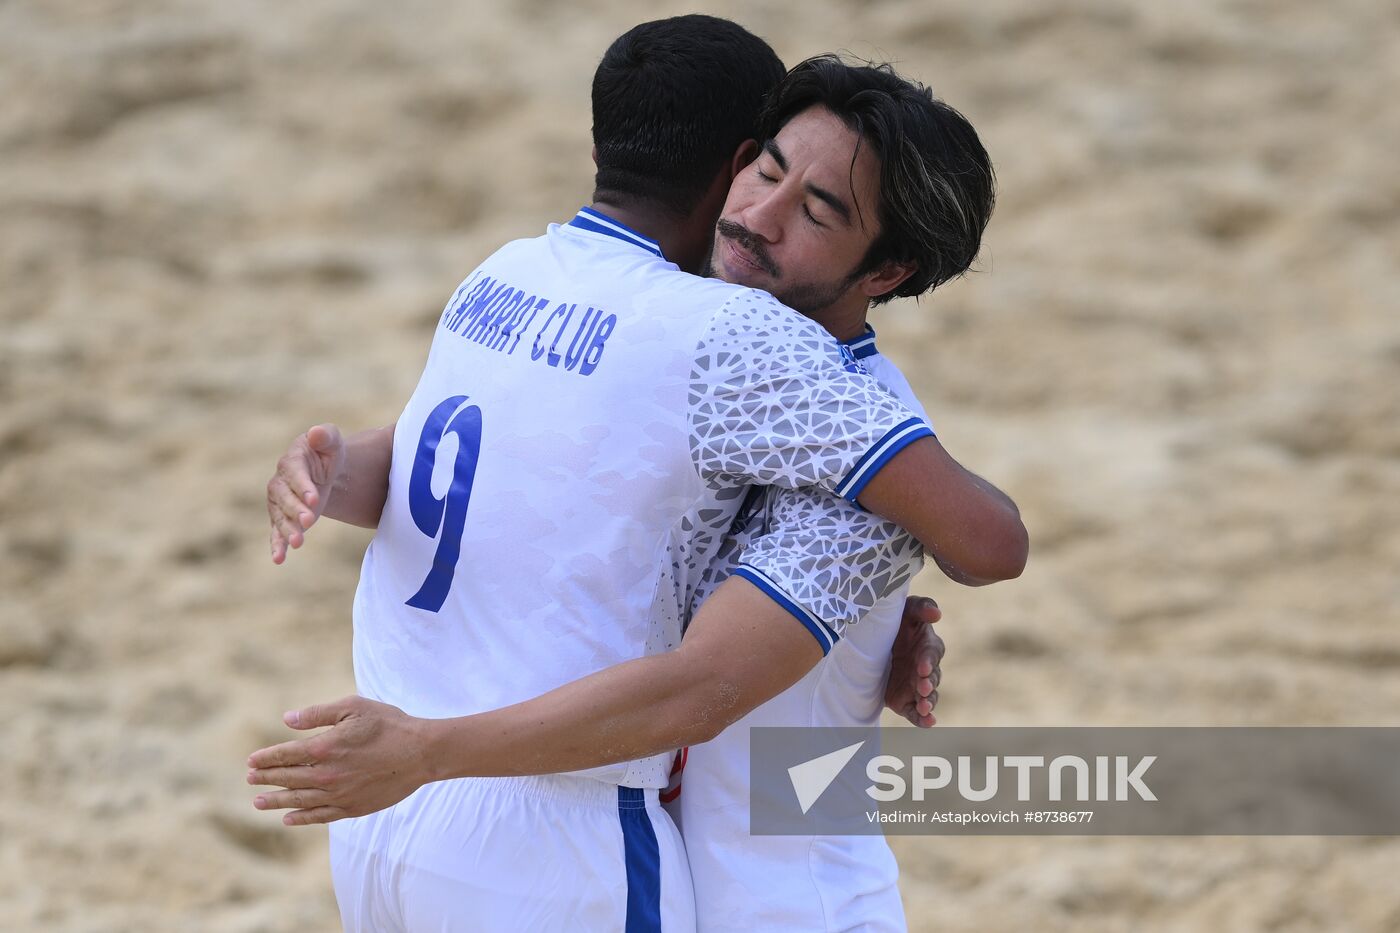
802, 297, 870, 344
590, 194, 702, 273
592, 171, 730, 275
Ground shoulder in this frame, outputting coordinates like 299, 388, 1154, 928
864, 355, 927, 419
463, 233, 553, 276
705, 286, 827, 338
693, 286, 846, 371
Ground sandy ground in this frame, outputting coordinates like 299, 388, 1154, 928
2, 0, 1398, 930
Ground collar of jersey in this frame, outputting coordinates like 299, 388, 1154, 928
841, 325, 879, 360
567, 207, 665, 259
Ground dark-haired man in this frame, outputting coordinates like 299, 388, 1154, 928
254, 18, 1023, 933
675, 56, 1005, 931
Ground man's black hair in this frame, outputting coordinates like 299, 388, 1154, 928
592, 16, 786, 215
759, 55, 996, 304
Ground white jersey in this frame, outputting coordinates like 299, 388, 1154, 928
677, 338, 928, 932
350, 208, 933, 790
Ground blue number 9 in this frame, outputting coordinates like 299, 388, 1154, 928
405, 396, 482, 611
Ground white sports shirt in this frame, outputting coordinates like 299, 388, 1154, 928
350, 208, 934, 789
676, 337, 928, 932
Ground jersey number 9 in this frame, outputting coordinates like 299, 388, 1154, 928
405, 396, 482, 612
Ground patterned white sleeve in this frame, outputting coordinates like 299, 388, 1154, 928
730, 487, 925, 654
687, 290, 933, 501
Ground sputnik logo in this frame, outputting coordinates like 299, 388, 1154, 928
788, 741, 866, 815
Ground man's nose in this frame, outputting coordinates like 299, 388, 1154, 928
739, 189, 784, 243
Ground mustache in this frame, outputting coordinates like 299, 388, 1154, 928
716, 220, 779, 277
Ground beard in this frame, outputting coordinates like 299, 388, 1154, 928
771, 275, 862, 316
710, 219, 862, 315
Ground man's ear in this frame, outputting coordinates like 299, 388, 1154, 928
591, 144, 599, 167
729, 139, 760, 178
859, 260, 916, 301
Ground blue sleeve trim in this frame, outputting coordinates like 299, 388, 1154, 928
834, 417, 936, 504
733, 565, 838, 656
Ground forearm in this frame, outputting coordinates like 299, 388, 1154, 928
323, 424, 395, 528
858, 436, 1029, 583
930, 468, 1025, 585
423, 650, 728, 781
421, 577, 821, 781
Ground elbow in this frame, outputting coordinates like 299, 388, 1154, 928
998, 517, 1030, 581
669, 671, 745, 747
937, 515, 1029, 586
670, 705, 731, 748
684, 715, 728, 747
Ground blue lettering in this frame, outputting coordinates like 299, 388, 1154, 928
457, 281, 512, 336
578, 313, 617, 376
490, 293, 534, 352
465, 287, 518, 343
531, 302, 571, 361
510, 299, 548, 354
545, 304, 576, 367
564, 307, 603, 371
439, 272, 481, 330
477, 289, 524, 345
445, 275, 493, 332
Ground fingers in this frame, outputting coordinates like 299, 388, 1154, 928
304, 424, 344, 496
253, 787, 332, 812
915, 641, 945, 679
915, 661, 941, 702
275, 439, 320, 518
283, 806, 347, 826
901, 700, 936, 729
285, 695, 358, 730
267, 428, 335, 563
248, 738, 317, 770
269, 524, 287, 565
306, 423, 343, 454
247, 697, 358, 769
271, 470, 314, 533
247, 765, 326, 789
913, 628, 945, 680
901, 595, 942, 627
267, 477, 307, 552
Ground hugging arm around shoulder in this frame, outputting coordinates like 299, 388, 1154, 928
856, 435, 1028, 585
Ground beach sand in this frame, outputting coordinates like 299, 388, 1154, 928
2, 0, 1397, 929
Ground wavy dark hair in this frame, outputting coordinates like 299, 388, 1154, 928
758, 55, 996, 303
592, 16, 785, 215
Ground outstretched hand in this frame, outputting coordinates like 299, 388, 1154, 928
885, 596, 944, 727
267, 424, 345, 564
247, 695, 434, 826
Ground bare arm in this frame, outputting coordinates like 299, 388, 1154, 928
427, 575, 822, 776
323, 425, 395, 527
266, 423, 395, 563
856, 435, 1028, 586
246, 576, 822, 823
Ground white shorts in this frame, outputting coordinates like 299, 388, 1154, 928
331, 773, 695, 932
677, 799, 906, 933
